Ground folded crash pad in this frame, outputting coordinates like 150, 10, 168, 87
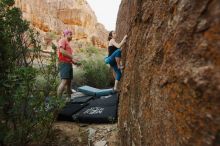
78, 85, 113, 97
78, 86, 98, 96
96, 88, 114, 97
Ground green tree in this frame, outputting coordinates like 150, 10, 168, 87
0, 1, 63, 145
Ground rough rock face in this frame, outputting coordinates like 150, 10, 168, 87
116, 0, 220, 145
15, 0, 108, 48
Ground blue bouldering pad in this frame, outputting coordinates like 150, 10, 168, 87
78, 86, 99, 96
78, 86, 113, 97
96, 89, 114, 97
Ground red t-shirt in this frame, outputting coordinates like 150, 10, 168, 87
58, 38, 73, 63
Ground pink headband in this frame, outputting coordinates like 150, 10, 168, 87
63, 29, 72, 36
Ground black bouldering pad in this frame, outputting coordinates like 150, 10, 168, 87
72, 105, 118, 123
71, 95, 93, 104
89, 93, 118, 106
57, 103, 88, 121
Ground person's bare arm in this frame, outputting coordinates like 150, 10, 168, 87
110, 35, 127, 48
60, 47, 73, 59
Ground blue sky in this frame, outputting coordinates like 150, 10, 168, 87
87, 0, 121, 31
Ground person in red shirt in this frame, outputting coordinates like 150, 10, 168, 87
57, 29, 76, 97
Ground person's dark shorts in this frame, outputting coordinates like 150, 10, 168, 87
59, 62, 73, 79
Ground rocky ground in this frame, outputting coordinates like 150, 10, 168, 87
52, 122, 119, 146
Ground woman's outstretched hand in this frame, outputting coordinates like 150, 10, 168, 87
123, 35, 127, 43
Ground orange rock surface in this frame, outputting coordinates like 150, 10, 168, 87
15, 0, 108, 48
116, 0, 220, 145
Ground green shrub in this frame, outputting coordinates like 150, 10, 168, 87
73, 47, 113, 88
0, 1, 63, 145
72, 67, 86, 89
82, 58, 112, 88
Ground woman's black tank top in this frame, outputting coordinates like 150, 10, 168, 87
108, 45, 118, 56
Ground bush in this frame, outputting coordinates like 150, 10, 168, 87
0, 1, 63, 145
82, 58, 112, 88
73, 46, 113, 88
72, 67, 86, 89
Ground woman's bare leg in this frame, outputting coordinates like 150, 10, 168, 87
112, 67, 116, 79
113, 80, 119, 91
115, 57, 121, 68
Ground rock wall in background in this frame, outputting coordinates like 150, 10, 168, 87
116, 0, 220, 145
15, 0, 108, 49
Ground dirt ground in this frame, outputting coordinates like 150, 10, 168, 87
52, 122, 119, 146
